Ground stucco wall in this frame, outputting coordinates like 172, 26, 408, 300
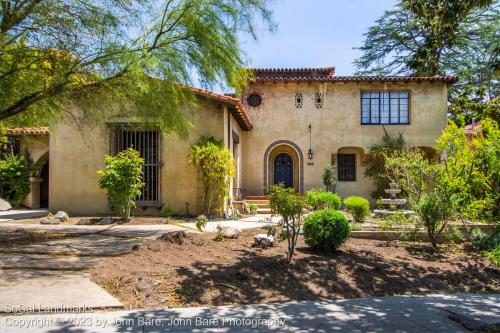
19, 136, 49, 163
240, 81, 449, 202
49, 100, 225, 216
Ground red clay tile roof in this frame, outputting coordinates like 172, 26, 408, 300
189, 87, 253, 130
249, 67, 458, 83
251, 67, 336, 82
6, 127, 49, 135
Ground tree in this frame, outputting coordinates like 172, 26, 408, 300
364, 127, 406, 199
97, 148, 145, 221
0, 0, 274, 130
269, 185, 306, 264
354, 0, 499, 102
188, 136, 234, 217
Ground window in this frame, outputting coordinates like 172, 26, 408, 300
295, 93, 303, 108
247, 93, 262, 107
112, 127, 161, 206
338, 154, 356, 181
361, 92, 409, 124
314, 92, 324, 108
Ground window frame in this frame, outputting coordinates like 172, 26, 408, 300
337, 154, 356, 182
110, 125, 162, 207
360, 90, 411, 125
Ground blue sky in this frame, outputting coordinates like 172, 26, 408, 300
240, 0, 398, 75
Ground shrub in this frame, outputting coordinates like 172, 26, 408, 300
196, 214, 208, 231
0, 155, 31, 207
248, 204, 258, 213
97, 148, 144, 221
269, 185, 306, 263
303, 209, 351, 252
163, 203, 175, 218
322, 164, 337, 192
343, 196, 370, 223
306, 189, 341, 210
416, 191, 451, 247
188, 136, 235, 217
484, 243, 500, 267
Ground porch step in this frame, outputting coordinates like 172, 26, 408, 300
246, 196, 269, 200
246, 196, 271, 214
257, 208, 272, 214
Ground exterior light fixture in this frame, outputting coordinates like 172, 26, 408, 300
308, 124, 314, 160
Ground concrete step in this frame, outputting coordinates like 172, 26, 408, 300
257, 209, 272, 214
246, 196, 269, 200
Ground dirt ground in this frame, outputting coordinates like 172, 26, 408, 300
90, 228, 500, 309
20, 216, 188, 225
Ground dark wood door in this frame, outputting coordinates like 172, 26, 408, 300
274, 153, 293, 188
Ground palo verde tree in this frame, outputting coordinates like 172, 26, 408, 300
188, 136, 235, 217
0, 0, 275, 130
354, 0, 499, 121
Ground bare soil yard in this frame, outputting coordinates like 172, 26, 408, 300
90, 228, 500, 309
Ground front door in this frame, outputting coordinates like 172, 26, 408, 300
274, 153, 293, 188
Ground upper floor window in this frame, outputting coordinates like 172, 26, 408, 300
361, 92, 409, 125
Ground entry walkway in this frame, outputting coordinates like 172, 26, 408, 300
0, 293, 498, 332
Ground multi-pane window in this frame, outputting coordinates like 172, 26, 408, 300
361, 92, 409, 124
112, 127, 161, 207
338, 154, 356, 181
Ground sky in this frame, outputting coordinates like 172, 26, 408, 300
239, 0, 398, 75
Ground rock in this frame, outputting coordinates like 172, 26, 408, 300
54, 211, 69, 222
99, 217, 113, 225
158, 231, 187, 244
132, 244, 140, 251
0, 198, 12, 211
254, 234, 275, 248
147, 243, 161, 252
77, 218, 93, 225
40, 217, 60, 225
218, 226, 240, 239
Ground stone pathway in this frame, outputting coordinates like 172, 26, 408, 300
0, 223, 187, 313
0, 293, 498, 332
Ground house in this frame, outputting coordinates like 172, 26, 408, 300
7, 67, 458, 215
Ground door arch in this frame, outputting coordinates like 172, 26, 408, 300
273, 153, 293, 188
263, 140, 304, 193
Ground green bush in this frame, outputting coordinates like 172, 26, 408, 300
163, 203, 175, 218
343, 196, 370, 223
0, 155, 30, 207
416, 192, 451, 247
485, 243, 500, 267
196, 214, 208, 231
306, 189, 341, 210
303, 209, 351, 252
97, 148, 144, 221
248, 204, 258, 213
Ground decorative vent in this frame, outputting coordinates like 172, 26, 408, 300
315, 92, 324, 108
295, 93, 303, 108
247, 93, 262, 107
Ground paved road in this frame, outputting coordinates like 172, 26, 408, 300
0, 293, 498, 332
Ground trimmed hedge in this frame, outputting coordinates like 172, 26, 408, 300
343, 196, 370, 223
306, 189, 341, 210
303, 209, 351, 252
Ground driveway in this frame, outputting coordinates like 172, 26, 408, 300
0, 223, 187, 313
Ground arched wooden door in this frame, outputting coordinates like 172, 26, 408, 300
274, 153, 293, 188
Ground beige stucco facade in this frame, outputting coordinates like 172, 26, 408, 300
239, 81, 449, 201
12, 72, 453, 214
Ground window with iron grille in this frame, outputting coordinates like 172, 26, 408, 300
361, 92, 409, 124
338, 154, 356, 181
112, 126, 161, 206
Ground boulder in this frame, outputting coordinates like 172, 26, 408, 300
254, 233, 275, 248
54, 211, 69, 222
218, 226, 240, 239
99, 217, 113, 225
77, 218, 93, 225
40, 217, 60, 225
158, 230, 188, 244
0, 198, 12, 211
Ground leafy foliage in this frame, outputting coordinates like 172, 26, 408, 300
322, 164, 337, 192
269, 185, 306, 263
484, 243, 500, 267
188, 136, 234, 217
343, 196, 370, 223
0, 154, 30, 206
97, 148, 144, 221
196, 214, 208, 231
364, 127, 406, 199
306, 189, 341, 210
354, 0, 499, 115
303, 209, 351, 252
0, 0, 274, 129
416, 192, 451, 247
248, 204, 258, 213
